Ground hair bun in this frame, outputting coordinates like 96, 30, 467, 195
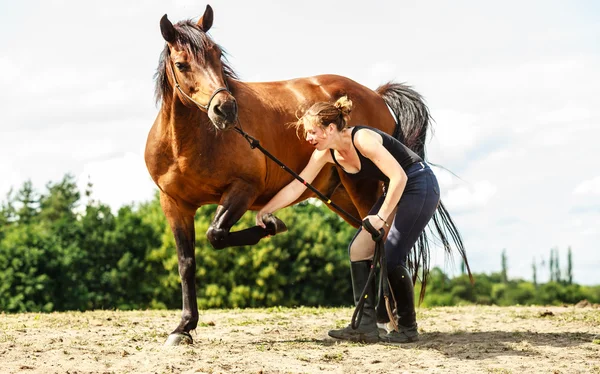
334, 96, 353, 117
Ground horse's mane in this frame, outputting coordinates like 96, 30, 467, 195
154, 19, 238, 105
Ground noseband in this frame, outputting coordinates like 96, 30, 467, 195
170, 64, 231, 111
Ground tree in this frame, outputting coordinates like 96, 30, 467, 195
532, 257, 537, 287
38, 174, 80, 224
0, 188, 17, 240
549, 248, 555, 282
567, 246, 573, 285
501, 249, 508, 283
553, 247, 562, 283
15, 180, 39, 225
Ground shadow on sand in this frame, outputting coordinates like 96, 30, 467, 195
262, 330, 598, 361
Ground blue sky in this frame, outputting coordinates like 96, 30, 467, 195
1, 1, 598, 284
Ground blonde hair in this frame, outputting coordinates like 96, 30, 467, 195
292, 96, 353, 137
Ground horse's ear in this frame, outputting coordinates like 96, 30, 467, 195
160, 14, 177, 44
197, 5, 214, 32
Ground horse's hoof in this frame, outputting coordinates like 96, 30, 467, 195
262, 213, 288, 236
164, 333, 193, 346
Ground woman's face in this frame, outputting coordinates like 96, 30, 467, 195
304, 118, 332, 151
304, 124, 329, 150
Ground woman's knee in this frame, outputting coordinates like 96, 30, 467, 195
348, 230, 376, 261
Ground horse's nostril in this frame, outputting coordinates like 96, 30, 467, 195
213, 103, 224, 117
212, 100, 237, 121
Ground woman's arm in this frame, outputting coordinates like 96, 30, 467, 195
353, 129, 408, 229
256, 148, 330, 228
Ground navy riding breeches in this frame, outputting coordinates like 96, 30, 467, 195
349, 162, 440, 268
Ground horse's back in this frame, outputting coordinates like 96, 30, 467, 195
244, 74, 396, 134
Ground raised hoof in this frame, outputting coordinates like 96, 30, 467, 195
164, 333, 193, 346
262, 213, 288, 236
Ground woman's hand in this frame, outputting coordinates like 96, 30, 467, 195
255, 210, 268, 228
363, 214, 388, 232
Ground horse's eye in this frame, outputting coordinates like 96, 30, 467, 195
174, 62, 188, 71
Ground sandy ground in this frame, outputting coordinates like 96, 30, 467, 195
1, 305, 599, 374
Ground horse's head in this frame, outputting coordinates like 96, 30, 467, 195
160, 5, 238, 130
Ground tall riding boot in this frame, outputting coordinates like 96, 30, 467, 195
328, 260, 379, 343
380, 264, 419, 343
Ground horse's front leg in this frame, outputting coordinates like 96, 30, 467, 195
207, 180, 286, 249
160, 193, 198, 346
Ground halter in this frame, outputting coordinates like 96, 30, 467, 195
170, 63, 231, 111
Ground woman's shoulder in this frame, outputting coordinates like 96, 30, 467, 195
352, 125, 385, 136
352, 126, 384, 154
352, 126, 383, 141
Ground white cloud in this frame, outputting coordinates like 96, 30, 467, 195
536, 106, 592, 124
367, 61, 397, 88
432, 167, 497, 211
574, 176, 600, 196
78, 152, 157, 210
0, 166, 22, 199
444, 180, 497, 211
430, 110, 479, 149
0, 57, 20, 84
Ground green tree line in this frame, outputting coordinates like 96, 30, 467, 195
1, 175, 598, 313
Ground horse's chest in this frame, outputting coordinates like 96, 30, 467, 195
156, 161, 224, 203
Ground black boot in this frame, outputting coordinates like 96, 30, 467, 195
328, 260, 379, 343
380, 264, 419, 343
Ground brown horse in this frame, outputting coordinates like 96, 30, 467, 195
145, 5, 468, 345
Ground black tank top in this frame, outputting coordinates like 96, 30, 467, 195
329, 126, 422, 183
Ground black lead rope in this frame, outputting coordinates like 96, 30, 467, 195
351, 219, 390, 330
233, 126, 396, 331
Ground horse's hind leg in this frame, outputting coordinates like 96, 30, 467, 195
207, 180, 285, 249
159, 193, 199, 346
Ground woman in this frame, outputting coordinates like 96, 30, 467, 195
256, 96, 441, 343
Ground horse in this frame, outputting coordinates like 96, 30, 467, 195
145, 5, 470, 345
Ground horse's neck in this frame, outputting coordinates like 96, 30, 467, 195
161, 98, 215, 154
232, 81, 292, 126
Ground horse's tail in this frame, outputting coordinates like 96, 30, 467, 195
375, 82, 430, 158
376, 82, 473, 302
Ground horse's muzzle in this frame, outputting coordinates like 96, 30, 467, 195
209, 97, 238, 130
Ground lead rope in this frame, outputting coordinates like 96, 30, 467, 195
232, 123, 397, 332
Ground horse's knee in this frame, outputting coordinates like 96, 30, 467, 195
207, 225, 228, 249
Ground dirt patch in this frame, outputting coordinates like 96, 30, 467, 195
1, 305, 599, 373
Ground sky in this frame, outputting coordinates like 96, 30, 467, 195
1, 0, 599, 285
